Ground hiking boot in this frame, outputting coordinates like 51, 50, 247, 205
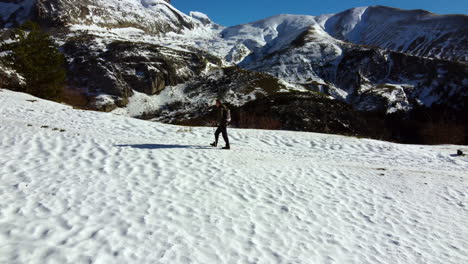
210, 142, 217, 147
222, 145, 230, 150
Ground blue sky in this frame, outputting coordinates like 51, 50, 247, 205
172, 0, 468, 26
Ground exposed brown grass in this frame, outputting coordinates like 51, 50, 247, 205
420, 121, 466, 145
60, 87, 90, 109
238, 112, 282, 130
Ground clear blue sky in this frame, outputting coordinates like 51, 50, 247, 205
172, 0, 468, 26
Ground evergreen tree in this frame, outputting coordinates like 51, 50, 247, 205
4, 21, 66, 100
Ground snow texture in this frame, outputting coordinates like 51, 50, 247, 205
1, 90, 467, 263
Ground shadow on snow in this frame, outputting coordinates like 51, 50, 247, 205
115, 144, 211, 150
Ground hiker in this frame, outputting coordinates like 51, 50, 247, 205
211, 99, 231, 149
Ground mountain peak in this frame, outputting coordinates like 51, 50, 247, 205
189, 11, 212, 25
141, 0, 171, 7
0, 0, 193, 33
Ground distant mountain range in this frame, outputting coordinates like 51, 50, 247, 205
1, 0, 467, 143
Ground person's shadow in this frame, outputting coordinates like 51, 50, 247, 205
115, 144, 211, 150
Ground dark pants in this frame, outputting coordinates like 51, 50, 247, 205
215, 125, 230, 147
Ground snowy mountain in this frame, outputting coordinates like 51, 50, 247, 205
214, 12, 468, 113
320, 6, 468, 62
232, 15, 468, 112
0, 2, 467, 143
0, 0, 196, 34
1, 89, 468, 263
220, 14, 320, 63
220, 6, 468, 64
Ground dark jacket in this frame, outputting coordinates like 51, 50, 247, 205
217, 104, 229, 126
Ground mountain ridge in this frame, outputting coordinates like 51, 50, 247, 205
1, 0, 193, 34
1, 1, 467, 143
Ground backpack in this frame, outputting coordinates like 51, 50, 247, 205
225, 108, 231, 123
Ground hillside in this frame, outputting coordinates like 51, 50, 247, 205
0, 2, 467, 144
0, 0, 195, 34
1, 89, 468, 263
222, 11, 468, 112
319, 6, 468, 62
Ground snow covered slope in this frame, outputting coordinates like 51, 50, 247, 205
1, 3, 466, 124
223, 14, 467, 112
218, 6, 468, 64
1, 89, 467, 263
320, 6, 468, 62
220, 14, 319, 63
0, 0, 197, 34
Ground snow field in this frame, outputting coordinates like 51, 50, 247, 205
0, 90, 467, 263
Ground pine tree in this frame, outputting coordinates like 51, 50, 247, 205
4, 21, 66, 100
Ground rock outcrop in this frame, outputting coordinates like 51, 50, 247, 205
62, 35, 222, 109
1, 2, 466, 144
320, 6, 468, 62
1, 0, 194, 34
233, 16, 468, 114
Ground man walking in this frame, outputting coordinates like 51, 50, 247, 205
211, 99, 231, 150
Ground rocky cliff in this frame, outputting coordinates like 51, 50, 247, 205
0, 2, 467, 143
319, 6, 468, 62
1, 0, 191, 34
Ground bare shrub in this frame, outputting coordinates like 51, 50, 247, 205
60, 88, 90, 109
